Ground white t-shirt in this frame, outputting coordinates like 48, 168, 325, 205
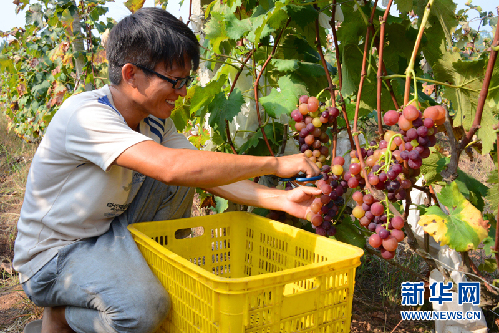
13, 85, 195, 283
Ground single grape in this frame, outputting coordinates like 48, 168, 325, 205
352, 191, 364, 204
369, 234, 382, 248
347, 177, 359, 188
403, 105, 419, 121
305, 123, 315, 133
299, 103, 309, 115
391, 229, 405, 242
331, 165, 343, 176
371, 202, 384, 216
391, 216, 404, 230
383, 110, 400, 126
352, 206, 365, 219
378, 229, 390, 239
295, 122, 306, 131
335, 186, 344, 196
316, 226, 327, 236
380, 248, 395, 260
361, 194, 373, 205
304, 135, 315, 146
311, 213, 323, 226
311, 201, 322, 214
298, 95, 309, 104
417, 126, 428, 137
378, 173, 387, 183
349, 163, 361, 175
391, 163, 403, 175
360, 216, 370, 227
321, 184, 333, 195
308, 97, 319, 113
406, 128, 418, 140
320, 194, 331, 205
408, 150, 420, 161
421, 147, 431, 159
312, 117, 322, 128
408, 158, 422, 169
361, 203, 371, 212
412, 117, 423, 128
328, 107, 340, 118
424, 117, 435, 128
394, 189, 406, 200
382, 235, 398, 251
423, 105, 440, 121
327, 226, 337, 237
368, 173, 379, 186
398, 115, 413, 131
333, 156, 345, 165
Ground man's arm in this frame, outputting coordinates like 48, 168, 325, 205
114, 140, 320, 188
204, 180, 322, 219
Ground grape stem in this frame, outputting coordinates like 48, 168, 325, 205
376, 0, 393, 139
353, 0, 379, 195
404, 0, 435, 105
253, 19, 291, 157
377, 133, 402, 175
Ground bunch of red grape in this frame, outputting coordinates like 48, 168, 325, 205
305, 156, 350, 236
351, 191, 405, 259
291, 95, 339, 169
347, 104, 445, 259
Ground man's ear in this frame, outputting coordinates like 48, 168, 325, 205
121, 63, 137, 87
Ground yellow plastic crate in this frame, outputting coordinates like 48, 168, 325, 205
128, 211, 364, 333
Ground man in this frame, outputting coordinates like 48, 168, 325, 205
14, 7, 321, 333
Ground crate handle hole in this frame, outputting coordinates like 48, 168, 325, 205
175, 227, 205, 239
283, 279, 320, 296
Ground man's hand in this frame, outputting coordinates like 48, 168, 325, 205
280, 185, 322, 220
274, 154, 321, 179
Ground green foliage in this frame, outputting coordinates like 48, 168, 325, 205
1, 0, 112, 141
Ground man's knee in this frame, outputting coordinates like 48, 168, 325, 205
111, 286, 170, 333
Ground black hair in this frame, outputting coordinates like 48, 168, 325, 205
106, 7, 200, 85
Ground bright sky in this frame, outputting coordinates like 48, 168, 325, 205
0, 0, 496, 34
0, 0, 190, 32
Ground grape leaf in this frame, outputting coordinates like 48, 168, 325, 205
189, 73, 228, 119
124, 0, 146, 13
420, 151, 446, 184
286, 4, 318, 28
486, 169, 499, 214
271, 59, 299, 72
394, 0, 413, 13
260, 75, 307, 119
205, 11, 229, 54
478, 258, 497, 273
208, 88, 245, 141
214, 196, 229, 214
333, 216, 366, 249
418, 182, 489, 251
238, 130, 262, 154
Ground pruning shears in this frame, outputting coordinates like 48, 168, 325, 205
279, 173, 323, 188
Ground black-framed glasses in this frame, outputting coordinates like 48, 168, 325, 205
133, 64, 193, 90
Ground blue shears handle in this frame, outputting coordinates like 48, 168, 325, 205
279, 174, 323, 182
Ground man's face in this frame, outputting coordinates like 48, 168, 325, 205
134, 58, 192, 120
